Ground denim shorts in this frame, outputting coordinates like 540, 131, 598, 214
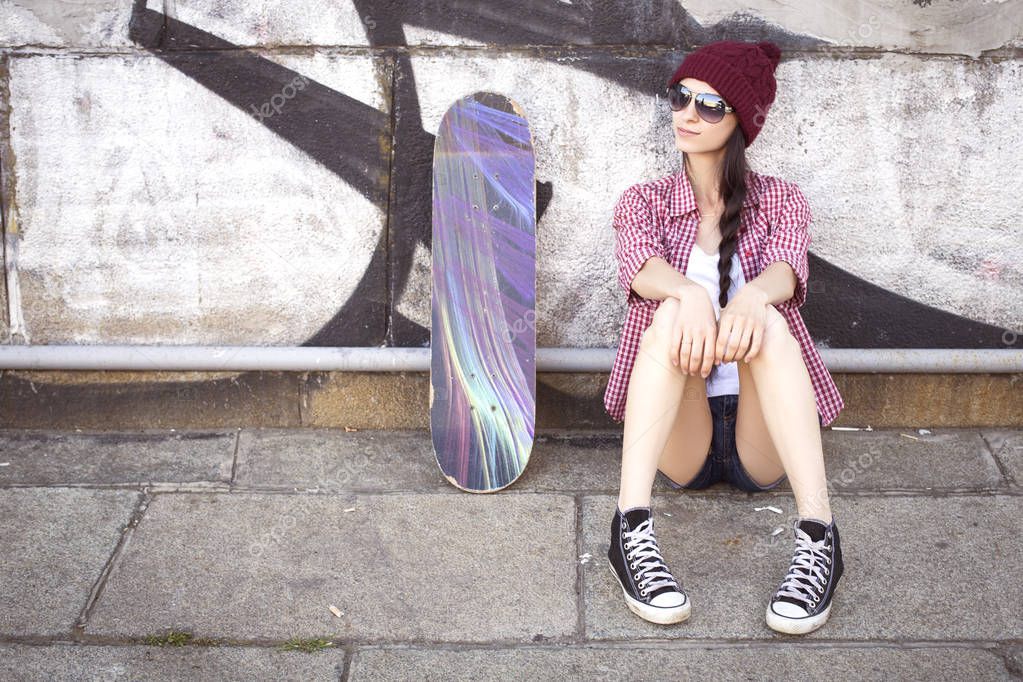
657, 393, 806, 493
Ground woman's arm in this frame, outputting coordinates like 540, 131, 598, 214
761, 181, 812, 308
744, 261, 798, 308
613, 187, 703, 304
632, 256, 703, 302
714, 181, 812, 363
612, 186, 665, 305
612, 185, 703, 303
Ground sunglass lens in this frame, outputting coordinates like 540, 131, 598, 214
668, 84, 691, 111
696, 98, 726, 123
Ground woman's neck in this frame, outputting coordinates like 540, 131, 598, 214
684, 152, 726, 210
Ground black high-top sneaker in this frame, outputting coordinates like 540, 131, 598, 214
766, 515, 844, 635
607, 504, 691, 624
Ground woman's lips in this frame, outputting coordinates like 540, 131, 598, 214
677, 127, 699, 136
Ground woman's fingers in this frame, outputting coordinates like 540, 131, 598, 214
722, 316, 744, 363
670, 286, 719, 374
680, 331, 696, 375
715, 316, 732, 364
744, 321, 764, 362
736, 322, 755, 361
700, 332, 716, 378
687, 326, 716, 376
674, 323, 689, 370
686, 330, 703, 375
670, 323, 683, 367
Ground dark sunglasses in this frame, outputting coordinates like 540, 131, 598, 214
666, 82, 735, 124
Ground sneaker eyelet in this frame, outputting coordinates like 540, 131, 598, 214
634, 573, 640, 581
641, 589, 647, 595
825, 557, 831, 564
629, 562, 635, 569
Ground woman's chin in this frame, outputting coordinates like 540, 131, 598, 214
675, 137, 721, 155
675, 138, 696, 153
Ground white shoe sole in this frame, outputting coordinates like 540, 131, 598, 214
765, 599, 833, 634
607, 558, 691, 625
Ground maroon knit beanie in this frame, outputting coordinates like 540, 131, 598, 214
667, 40, 782, 147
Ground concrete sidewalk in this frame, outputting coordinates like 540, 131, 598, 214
0, 426, 1020, 680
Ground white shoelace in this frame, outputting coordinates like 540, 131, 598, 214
623, 519, 681, 594
775, 528, 831, 609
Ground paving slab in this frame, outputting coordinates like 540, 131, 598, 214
233, 428, 444, 491
1005, 644, 1023, 677
0, 643, 346, 681
349, 643, 1015, 681
981, 429, 1023, 486
233, 428, 669, 494
85, 492, 577, 643
0, 488, 139, 637
810, 428, 1006, 492
527, 428, 1006, 493
0, 430, 236, 486
581, 494, 1023, 641
230, 427, 1004, 494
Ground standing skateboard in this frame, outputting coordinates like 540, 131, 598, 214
430, 91, 537, 493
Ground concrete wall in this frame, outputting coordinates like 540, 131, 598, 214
0, 1, 1020, 426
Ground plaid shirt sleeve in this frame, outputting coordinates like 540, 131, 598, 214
612, 186, 665, 306
762, 182, 812, 309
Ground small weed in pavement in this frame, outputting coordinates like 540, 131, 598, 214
280, 637, 335, 653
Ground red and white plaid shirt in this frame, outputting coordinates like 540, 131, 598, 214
603, 167, 845, 426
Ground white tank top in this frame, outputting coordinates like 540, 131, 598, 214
685, 243, 746, 396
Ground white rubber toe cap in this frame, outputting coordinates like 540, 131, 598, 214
650, 591, 687, 608
770, 601, 809, 618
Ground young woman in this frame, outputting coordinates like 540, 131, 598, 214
603, 40, 846, 635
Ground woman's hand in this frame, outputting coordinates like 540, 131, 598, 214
716, 283, 770, 364
669, 282, 719, 378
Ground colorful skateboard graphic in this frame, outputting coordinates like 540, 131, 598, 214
430, 92, 537, 493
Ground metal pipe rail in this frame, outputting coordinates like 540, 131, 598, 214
0, 346, 1020, 372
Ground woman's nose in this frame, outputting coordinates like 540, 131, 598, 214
677, 99, 699, 120
677, 104, 699, 125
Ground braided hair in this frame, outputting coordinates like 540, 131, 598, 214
711, 126, 749, 309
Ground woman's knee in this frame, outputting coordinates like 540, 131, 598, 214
759, 304, 799, 354
640, 298, 681, 354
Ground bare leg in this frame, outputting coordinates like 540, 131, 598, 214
616, 298, 713, 511
743, 305, 831, 523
